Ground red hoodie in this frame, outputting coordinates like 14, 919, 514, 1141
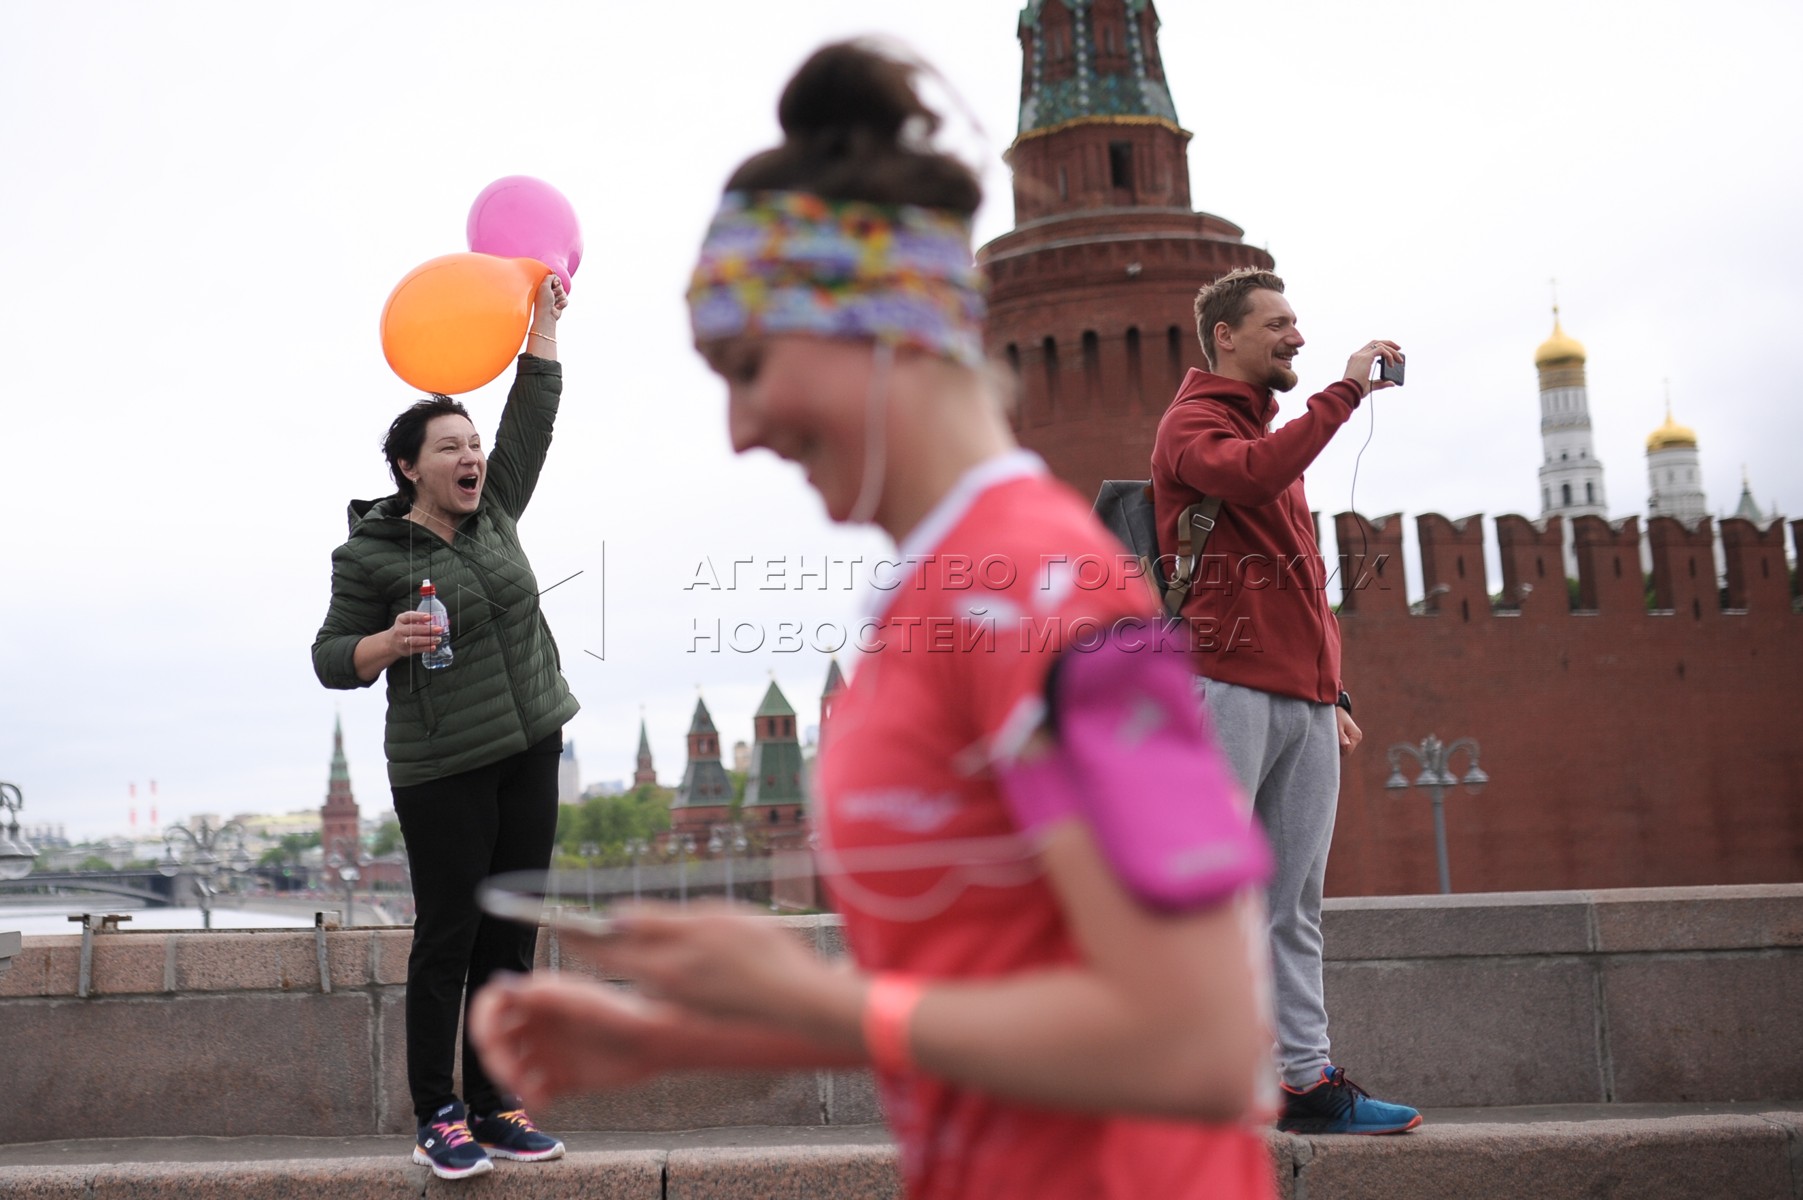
1150, 369, 1362, 704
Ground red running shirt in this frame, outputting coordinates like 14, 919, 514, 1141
814, 454, 1275, 1200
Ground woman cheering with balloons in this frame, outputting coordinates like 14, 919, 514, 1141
470, 42, 1278, 1200
313, 272, 577, 1182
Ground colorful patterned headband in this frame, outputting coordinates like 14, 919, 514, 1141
687, 190, 987, 368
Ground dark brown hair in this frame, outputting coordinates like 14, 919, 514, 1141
1193, 268, 1287, 368
724, 41, 981, 216
382, 395, 471, 502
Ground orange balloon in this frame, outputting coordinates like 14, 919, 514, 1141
380, 253, 548, 394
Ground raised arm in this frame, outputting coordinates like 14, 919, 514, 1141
483, 275, 567, 519
1165, 381, 1360, 507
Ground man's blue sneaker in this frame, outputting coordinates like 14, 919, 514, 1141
469, 1107, 566, 1162
413, 1100, 495, 1179
1277, 1066, 1422, 1135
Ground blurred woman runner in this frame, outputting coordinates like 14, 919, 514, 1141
471, 43, 1277, 1200
313, 275, 574, 1181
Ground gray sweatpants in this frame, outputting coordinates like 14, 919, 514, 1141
1198, 677, 1339, 1089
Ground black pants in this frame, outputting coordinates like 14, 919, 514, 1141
392, 730, 561, 1122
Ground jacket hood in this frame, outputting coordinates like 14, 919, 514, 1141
346, 494, 412, 538
1172, 369, 1278, 427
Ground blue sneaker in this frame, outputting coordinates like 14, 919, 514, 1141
469, 1107, 566, 1162
1277, 1066, 1421, 1135
413, 1100, 494, 1179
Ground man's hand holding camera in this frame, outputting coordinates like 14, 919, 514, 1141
1344, 339, 1405, 398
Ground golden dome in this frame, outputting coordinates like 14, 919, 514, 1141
1646, 407, 1697, 452
1534, 311, 1586, 367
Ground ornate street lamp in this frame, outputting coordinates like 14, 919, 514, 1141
1385, 735, 1489, 895
159, 818, 253, 929
326, 837, 366, 925
708, 825, 749, 902
666, 834, 697, 906
579, 842, 600, 910
0, 783, 35, 882
626, 838, 649, 902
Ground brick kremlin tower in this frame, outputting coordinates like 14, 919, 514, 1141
632, 718, 657, 788
978, 0, 1275, 500
670, 696, 733, 836
319, 714, 359, 854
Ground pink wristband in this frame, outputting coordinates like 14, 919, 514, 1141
862, 974, 925, 1075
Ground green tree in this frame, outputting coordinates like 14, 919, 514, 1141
556, 785, 673, 862
77, 855, 114, 872
370, 817, 402, 857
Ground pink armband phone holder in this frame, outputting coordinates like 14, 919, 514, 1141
997, 621, 1272, 912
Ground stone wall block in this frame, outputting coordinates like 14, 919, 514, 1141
1323, 958, 1602, 1106
0, 938, 78, 997
84, 1159, 427, 1200
542, 1069, 820, 1133
172, 931, 319, 992
322, 929, 376, 991
1, 993, 377, 1142
825, 1068, 884, 1127
86, 932, 171, 995
1323, 892, 1592, 960
376, 986, 410, 1135
1590, 885, 1803, 952
371, 928, 410, 986
665, 1143, 901, 1200
1292, 1114, 1794, 1200
1604, 954, 1803, 1102
0, 1165, 92, 1198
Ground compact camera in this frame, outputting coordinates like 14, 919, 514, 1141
1377, 355, 1405, 386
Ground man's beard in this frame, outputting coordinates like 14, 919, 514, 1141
1268, 361, 1299, 393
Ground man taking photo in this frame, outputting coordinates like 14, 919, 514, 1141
1151, 266, 1417, 1135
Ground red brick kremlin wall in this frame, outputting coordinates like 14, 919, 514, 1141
1326, 511, 1802, 896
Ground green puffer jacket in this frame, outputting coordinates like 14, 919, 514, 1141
312, 355, 580, 787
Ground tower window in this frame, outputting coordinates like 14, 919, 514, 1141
1057, 166, 1068, 200
1561, 451, 1569, 461
1562, 483, 1572, 506
1082, 330, 1101, 402
1585, 482, 1594, 503
1109, 142, 1133, 192
1043, 335, 1059, 407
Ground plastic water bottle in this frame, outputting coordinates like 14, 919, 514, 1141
417, 579, 453, 670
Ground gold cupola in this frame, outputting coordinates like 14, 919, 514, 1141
1535, 307, 1587, 367
1646, 404, 1698, 452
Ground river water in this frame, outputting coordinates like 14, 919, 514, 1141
1, 903, 332, 937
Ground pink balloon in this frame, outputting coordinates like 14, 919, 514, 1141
466, 176, 583, 293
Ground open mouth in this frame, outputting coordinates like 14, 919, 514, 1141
457, 474, 480, 496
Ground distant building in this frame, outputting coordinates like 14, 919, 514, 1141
744, 680, 804, 830
1646, 403, 1707, 526
320, 714, 360, 857
633, 719, 657, 788
671, 696, 735, 836
558, 740, 583, 805
731, 740, 750, 773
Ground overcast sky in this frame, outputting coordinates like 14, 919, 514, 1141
3, 1, 1798, 841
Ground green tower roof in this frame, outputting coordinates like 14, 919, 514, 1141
329, 713, 349, 784
1016, 0, 1180, 136
754, 680, 795, 720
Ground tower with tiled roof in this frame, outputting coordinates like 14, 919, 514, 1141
978, 0, 1274, 501
319, 714, 360, 856
633, 718, 657, 788
672, 698, 733, 809
745, 680, 804, 826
